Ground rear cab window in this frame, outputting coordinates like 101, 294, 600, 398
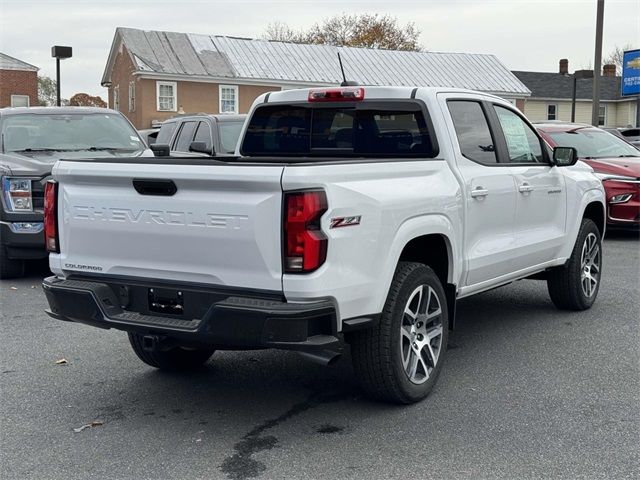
240, 101, 438, 159
156, 121, 177, 145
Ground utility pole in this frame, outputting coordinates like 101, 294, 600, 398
591, 0, 605, 126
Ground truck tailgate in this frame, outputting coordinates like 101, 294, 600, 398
51, 160, 284, 291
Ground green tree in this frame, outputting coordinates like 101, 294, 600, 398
37, 75, 69, 106
37, 75, 57, 106
264, 14, 423, 51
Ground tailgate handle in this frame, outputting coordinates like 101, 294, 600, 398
132, 179, 177, 196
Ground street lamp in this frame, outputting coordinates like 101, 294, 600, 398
571, 69, 594, 123
51, 46, 72, 107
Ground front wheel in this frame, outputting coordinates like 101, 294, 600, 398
349, 262, 449, 404
128, 333, 215, 371
547, 218, 602, 310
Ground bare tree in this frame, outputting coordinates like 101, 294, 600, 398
604, 44, 634, 75
264, 14, 423, 51
262, 21, 304, 43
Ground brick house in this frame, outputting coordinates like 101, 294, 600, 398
513, 59, 637, 128
101, 27, 530, 129
0, 52, 39, 108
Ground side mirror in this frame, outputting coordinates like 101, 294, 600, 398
553, 146, 578, 167
189, 141, 214, 155
150, 143, 170, 157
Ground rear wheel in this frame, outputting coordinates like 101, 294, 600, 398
349, 262, 448, 404
128, 333, 215, 370
547, 218, 602, 310
0, 247, 25, 279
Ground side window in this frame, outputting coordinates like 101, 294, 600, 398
193, 122, 213, 151
174, 121, 197, 152
493, 105, 544, 163
448, 101, 497, 164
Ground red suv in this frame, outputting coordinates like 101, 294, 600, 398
536, 123, 640, 229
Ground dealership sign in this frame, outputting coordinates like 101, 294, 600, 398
622, 49, 640, 96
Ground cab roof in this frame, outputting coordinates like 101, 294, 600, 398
0, 106, 121, 117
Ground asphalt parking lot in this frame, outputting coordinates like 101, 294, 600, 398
1, 232, 638, 480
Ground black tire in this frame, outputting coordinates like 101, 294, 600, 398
547, 218, 602, 310
128, 333, 215, 370
0, 247, 25, 279
349, 262, 449, 404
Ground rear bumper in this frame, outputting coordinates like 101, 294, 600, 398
42, 276, 341, 355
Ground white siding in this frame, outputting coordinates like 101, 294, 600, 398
523, 99, 632, 127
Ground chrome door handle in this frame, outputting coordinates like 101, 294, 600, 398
470, 187, 489, 198
518, 183, 533, 193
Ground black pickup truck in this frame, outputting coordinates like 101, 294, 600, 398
0, 106, 152, 278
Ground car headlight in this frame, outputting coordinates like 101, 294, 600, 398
594, 172, 639, 182
2, 177, 33, 212
609, 193, 633, 204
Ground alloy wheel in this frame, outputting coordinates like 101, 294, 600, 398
580, 232, 600, 298
400, 284, 444, 384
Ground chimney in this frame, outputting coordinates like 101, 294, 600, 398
603, 64, 616, 77
559, 58, 569, 75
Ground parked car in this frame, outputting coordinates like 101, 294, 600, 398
0, 106, 153, 278
42, 86, 604, 404
603, 127, 640, 149
537, 122, 640, 229
155, 114, 246, 156
138, 128, 160, 146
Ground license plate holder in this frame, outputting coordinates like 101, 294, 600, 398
148, 288, 184, 315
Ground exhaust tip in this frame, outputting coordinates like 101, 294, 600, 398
298, 350, 342, 367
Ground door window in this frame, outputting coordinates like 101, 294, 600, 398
193, 122, 213, 151
493, 106, 544, 163
174, 121, 197, 152
448, 101, 497, 164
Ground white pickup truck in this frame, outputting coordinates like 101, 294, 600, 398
42, 86, 605, 404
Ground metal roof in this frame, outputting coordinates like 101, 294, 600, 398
512, 71, 623, 101
0, 52, 39, 72
103, 28, 530, 97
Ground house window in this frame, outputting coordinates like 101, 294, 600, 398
547, 104, 557, 121
156, 81, 177, 112
128, 81, 135, 112
113, 85, 120, 111
598, 105, 607, 126
219, 85, 238, 114
10, 95, 29, 107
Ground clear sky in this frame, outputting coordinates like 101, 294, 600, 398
0, 0, 637, 100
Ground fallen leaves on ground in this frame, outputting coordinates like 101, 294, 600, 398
73, 420, 104, 433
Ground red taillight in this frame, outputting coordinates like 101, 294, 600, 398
308, 87, 365, 102
44, 180, 59, 252
284, 190, 328, 273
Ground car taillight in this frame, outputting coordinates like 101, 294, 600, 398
283, 190, 328, 273
44, 180, 59, 252
308, 87, 365, 102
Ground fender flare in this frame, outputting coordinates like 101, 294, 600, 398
372, 213, 459, 315
561, 188, 606, 259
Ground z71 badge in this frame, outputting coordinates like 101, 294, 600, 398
330, 216, 362, 229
